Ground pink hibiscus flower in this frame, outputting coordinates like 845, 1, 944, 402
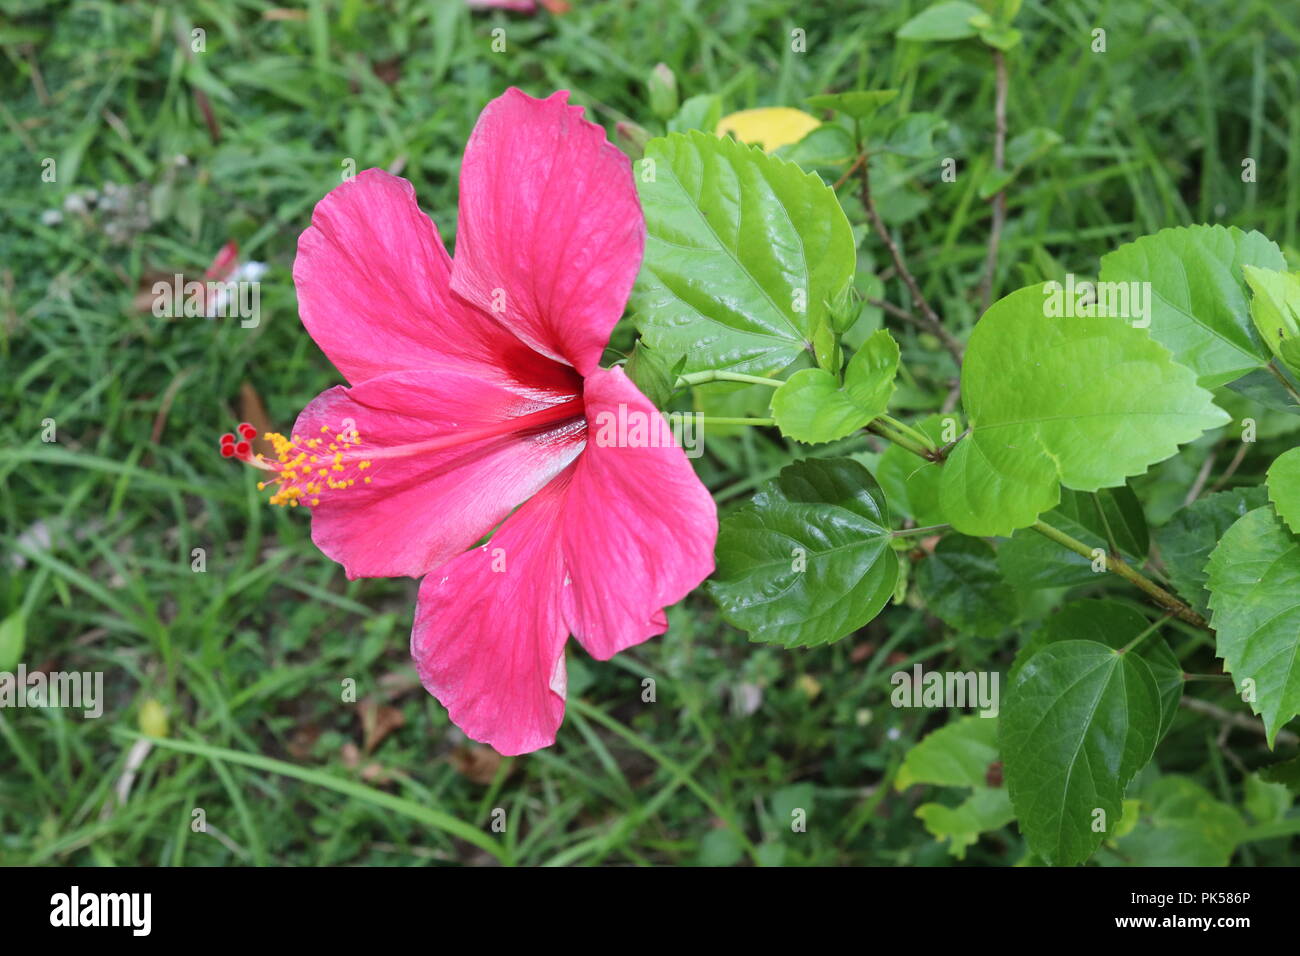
221, 89, 717, 755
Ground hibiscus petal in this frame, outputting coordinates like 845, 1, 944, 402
290, 368, 585, 579
451, 89, 645, 376
559, 367, 718, 659
293, 168, 567, 390
411, 474, 573, 755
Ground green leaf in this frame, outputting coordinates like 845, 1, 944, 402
1266, 446, 1300, 536
1154, 487, 1268, 616
897, 1, 984, 41
696, 827, 745, 866
939, 283, 1227, 537
770, 329, 899, 443
1259, 755, 1300, 793
774, 124, 857, 170
1244, 773, 1292, 823
1001, 640, 1161, 865
631, 131, 856, 376
624, 340, 682, 410
804, 89, 898, 121
978, 26, 1022, 50
997, 486, 1148, 590
1243, 264, 1300, 376
0, 610, 25, 673
876, 413, 959, 526
916, 535, 1017, 638
709, 458, 898, 647
916, 787, 1014, 859
1206, 506, 1300, 747
897, 714, 1000, 790
666, 93, 721, 134
874, 112, 948, 158
1098, 224, 1286, 388
1115, 776, 1244, 867
978, 126, 1062, 199
1010, 600, 1182, 740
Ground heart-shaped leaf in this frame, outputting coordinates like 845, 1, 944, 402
1010, 599, 1182, 740
709, 457, 898, 647
1001, 640, 1161, 865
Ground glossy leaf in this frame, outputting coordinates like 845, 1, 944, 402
631, 131, 856, 376
916, 535, 1017, 638
709, 458, 898, 647
939, 283, 1227, 537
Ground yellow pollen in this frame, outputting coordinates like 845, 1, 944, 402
255, 427, 374, 508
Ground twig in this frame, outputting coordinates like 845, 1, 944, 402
1180, 697, 1299, 746
1208, 440, 1250, 494
859, 158, 965, 365
1184, 447, 1218, 505
978, 49, 1009, 314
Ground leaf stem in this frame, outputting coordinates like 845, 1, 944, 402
1265, 360, 1300, 405
880, 415, 936, 452
675, 370, 783, 389
668, 414, 773, 427
1030, 520, 1208, 629
866, 419, 933, 460
892, 523, 950, 539
857, 152, 965, 365
860, 416, 1211, 629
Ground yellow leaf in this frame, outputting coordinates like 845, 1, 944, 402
716, 107, 821, 153
138, 698, 169, 738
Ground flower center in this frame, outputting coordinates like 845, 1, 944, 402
218, 397, 585, 509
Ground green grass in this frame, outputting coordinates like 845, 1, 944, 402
2, 0, 1298, 866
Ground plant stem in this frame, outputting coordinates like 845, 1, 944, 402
857, 153, 965, 365
978, 48, 1009, 314
1118, 615, 1170, 655
892, 523, 950, 538
1265, 360, 1300, 405
861, 415, 1210, 630
675, 370, 782, 389
1030, 520, 1208, 628
866, 419, 934, 460
880, 414, 936, 452
668, 413, 773, 427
